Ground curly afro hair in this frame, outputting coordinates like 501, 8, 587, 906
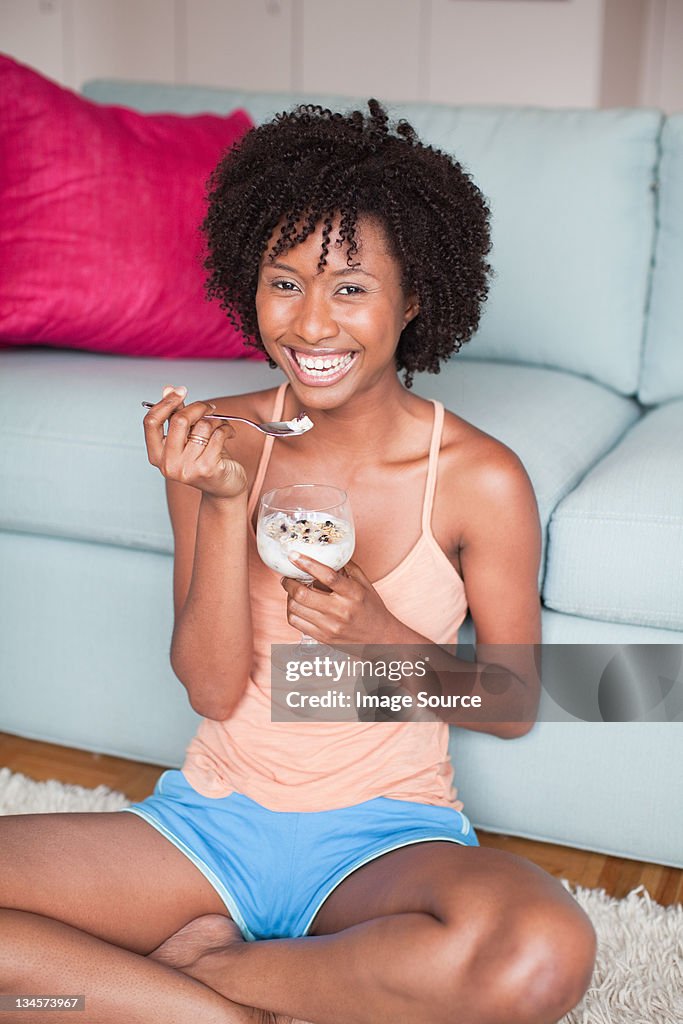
201, 98, 492, 388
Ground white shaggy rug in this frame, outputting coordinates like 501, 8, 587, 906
1, 766, 681, 1024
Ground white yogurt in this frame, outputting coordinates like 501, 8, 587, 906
285, 413, 314, 434
257, 511, 355, 581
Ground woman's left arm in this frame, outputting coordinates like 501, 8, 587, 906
447, 445, 543, 737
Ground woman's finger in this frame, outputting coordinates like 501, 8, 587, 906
195, 423, 248, 496
190, 422, 233, 465
142, 387, 187, 466
287, 608, 327, 638
339, 559, 373, 587
286, 554, 354, 593
163, 400, 220, 458
187, 421, 222, 460
182, 414, 232, 459
282, 578, 336, 616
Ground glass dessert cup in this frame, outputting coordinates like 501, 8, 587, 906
257, 484, 355, 655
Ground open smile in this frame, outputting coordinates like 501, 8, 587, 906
284, 346, 359, 386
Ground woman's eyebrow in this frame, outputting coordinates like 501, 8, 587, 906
263, 260, 378, 280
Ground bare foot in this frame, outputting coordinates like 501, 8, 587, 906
148, 915, 295, 1024
148, 913, 243, 970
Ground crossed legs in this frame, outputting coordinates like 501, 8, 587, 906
0, 810, 596, 1024
153, 841, 597, 1024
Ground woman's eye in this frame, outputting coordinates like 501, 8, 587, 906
270, 281, 364, 295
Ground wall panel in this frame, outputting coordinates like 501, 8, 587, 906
600, 0, 649, 108
183, 0, 292, 91
299, 0, 422, 103
429, 0, 605, 107
0, 0, 65, 84
0, 0, 681, 113
68, 0, 176, 90
659, 0, 683, 113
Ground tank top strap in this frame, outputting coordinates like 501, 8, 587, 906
421, 399, 445, 533
246, 381, 289, 519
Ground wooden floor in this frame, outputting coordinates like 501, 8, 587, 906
2, 731, 681, 907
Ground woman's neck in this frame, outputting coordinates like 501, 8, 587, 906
284, 374, 416, 459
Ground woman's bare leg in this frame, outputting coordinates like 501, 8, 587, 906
1, 810, 595, 1024
152, 844, 597, 1024
0, 811, 282, 1024
0, 908, 265, 1024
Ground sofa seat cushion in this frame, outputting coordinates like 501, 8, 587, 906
543, 399, 683, 630
0, 351, 639, 583
449, 721, 683, 868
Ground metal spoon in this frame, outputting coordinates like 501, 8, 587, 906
141, 402, 314, 437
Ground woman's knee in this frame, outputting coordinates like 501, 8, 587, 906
435, 898, 596, 1024
475, 900, 596, 1023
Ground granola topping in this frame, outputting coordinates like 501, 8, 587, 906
265, 513, 348, 546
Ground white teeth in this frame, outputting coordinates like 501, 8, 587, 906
291, 350, 354, 378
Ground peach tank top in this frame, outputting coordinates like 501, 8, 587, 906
181, 382, 469, 812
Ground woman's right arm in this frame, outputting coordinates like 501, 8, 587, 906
167, 483, 253, 720
143, 388, 253, 720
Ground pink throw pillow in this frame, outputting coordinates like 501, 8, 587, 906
0, 55, 263, 360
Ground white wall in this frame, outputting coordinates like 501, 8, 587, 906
1, 0, 681, 110
429, 0, 605, 107
640, 0, 683, 112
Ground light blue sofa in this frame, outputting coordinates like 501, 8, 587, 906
1, 81, 682, 869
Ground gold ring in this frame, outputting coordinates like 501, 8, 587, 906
187, 433, 209, 447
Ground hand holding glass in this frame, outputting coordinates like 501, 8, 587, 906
257, 485, 355, 646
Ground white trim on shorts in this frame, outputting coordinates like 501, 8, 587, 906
120, 806, 258, 942
301, 833, 471, 937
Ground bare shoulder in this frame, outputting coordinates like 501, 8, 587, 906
431, 406, 540, 574
439, 407, 537, 523
436, 407, 542, 646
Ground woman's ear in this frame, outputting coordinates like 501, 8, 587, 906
403, 290, 420, 326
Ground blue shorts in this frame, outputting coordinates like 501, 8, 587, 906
120, 769, 479, 942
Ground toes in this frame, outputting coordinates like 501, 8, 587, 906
199, 914, 245, 948
147, 913, 241, 967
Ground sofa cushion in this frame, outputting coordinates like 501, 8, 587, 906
0, 56, 259, 360
82, 80, 661, 397
639, 115, 683, 405
0, 350, 639, 592
449, 721, 683, 868
543, 399, 683, 630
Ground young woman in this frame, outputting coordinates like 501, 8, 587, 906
0, 101, 596, 1024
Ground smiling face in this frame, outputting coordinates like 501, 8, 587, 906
255, 213, 419, 407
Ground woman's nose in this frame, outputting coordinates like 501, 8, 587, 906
292, 290, 340, 344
